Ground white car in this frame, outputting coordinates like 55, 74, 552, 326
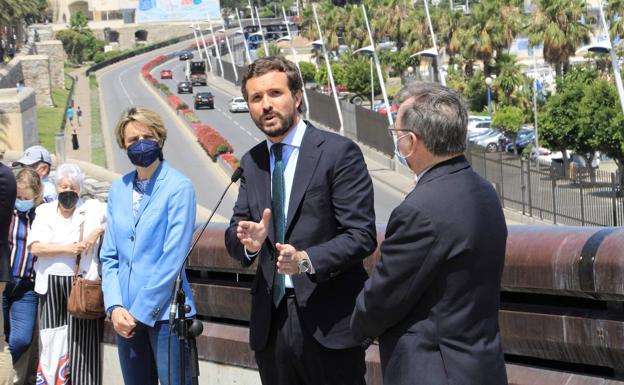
475, 132, 504, 152
229, 97, 249, 113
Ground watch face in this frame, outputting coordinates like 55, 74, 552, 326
299, 259, 311, 273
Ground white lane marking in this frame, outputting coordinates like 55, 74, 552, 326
118, 65, 136, 105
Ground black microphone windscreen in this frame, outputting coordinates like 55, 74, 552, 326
231, 167, 243, 183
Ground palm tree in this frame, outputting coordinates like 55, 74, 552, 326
525, 0, 590, 77
606, 0, 624, 40
0, 0, 42, 61
461, 0, 522, 76
493, 53, 526, 105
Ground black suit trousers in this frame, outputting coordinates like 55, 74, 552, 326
255, 295, 366, 385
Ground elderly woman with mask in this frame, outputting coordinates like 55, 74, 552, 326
100, 106, 196, 385
27, 163, 106, 385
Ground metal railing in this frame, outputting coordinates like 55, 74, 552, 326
466, 146, 624, 226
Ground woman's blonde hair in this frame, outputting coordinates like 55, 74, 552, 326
15, 167, 43, 205
114, 106, 167, 149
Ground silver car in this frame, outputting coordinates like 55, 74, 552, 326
229, 97, 249, 113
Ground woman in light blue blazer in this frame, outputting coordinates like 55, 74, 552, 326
100, 107, 196, 385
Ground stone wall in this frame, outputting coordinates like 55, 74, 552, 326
19, 55, 53, 106
0, 58, 23, 90
92, 23, 196, 50
35, 40, 65, 88
0, 88, 38, 152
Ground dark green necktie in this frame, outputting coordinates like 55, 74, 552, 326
271, 143, 286, 306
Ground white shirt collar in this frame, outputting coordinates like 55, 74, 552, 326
266, 118, 307, 153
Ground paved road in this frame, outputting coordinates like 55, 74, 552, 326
98, 40, 238, 219
98, 39, 405, 223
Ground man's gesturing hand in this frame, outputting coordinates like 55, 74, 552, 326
237, 208, 271, 253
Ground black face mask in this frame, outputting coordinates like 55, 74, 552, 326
58, 191, 79, 210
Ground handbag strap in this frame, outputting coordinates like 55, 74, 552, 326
74, 221, 85, 277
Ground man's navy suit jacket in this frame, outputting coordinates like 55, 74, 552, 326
351, 156, 508, 385
225, 122, 377, 351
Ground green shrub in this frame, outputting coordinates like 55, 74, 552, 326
177, 102, 189, 110
216, 144, 230, 154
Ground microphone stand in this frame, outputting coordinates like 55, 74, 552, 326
170, 168, 243, 385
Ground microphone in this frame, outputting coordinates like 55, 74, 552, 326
169, 167, 243, 324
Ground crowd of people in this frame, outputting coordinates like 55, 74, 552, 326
0, 56, 508, 385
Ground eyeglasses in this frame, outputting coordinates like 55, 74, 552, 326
387, 126, 412, 139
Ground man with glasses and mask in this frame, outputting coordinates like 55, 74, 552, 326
351, 82, 508, 385
13, 145, 57, 202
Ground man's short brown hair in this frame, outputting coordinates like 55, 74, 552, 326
241, 56, 304, 113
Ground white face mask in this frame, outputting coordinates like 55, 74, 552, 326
393, 133, 413, 167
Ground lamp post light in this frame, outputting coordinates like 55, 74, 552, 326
255, 6, 269, 57
247, 1, 255, 25
189, 24, 203, 59
361, 4, 393, 126
235, 7, 252, 64
354, 46, 376, 110
312, 4, 344, 135
196, 25, 214, 73
485, 76, 493, 115
598, 0, 624, 114
422, 0, 446, 86
218, 28, 238, 82
208, 19, 225, 78
281, 6, 310, 120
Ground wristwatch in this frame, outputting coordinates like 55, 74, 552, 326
298, 252, 311, 274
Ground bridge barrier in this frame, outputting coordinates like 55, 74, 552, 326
101, 224, 624, 384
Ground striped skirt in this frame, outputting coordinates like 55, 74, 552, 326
39, 275, 102, 385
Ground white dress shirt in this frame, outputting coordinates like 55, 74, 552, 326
245, 119, 309, 288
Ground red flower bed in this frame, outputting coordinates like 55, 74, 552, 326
196, 124, 233, 160
167, 95, 183, 109
220, 153, 240, 170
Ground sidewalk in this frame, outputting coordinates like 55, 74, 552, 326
65, 66, 92, 162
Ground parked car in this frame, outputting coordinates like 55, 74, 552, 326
467, 119, 491, 133
179, 51, 194, 60
467, 120, 492, 138
498, 128, 534, 151
229, 96, 248, 112
468, 129, 498, 142
503, 130, 536, 153
160, 69, 173, 79
194, 91, 214, 109
177, 81, 193, 94
475, 131, 504, 152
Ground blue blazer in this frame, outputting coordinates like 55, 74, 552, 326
101, 161, 196, 326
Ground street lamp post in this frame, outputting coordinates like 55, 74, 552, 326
235, 8, 252, 64
208, 20, 225, 78
190, 24, 203, 59
422, 0, 446, 86
353, 46, 376, 110
312, 4, 344, 135
281, 6, 310, 120
598, 0, 624, 114
247, 1, 255, 25
361, 4, 393, 126
196, 25, 214, 73
218, 27, 238, 82
255, 6, 269, 56
485, 76, 493, 115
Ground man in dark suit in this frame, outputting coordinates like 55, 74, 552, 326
225, 57, 377, 385
351, 82, 508, 385
0, 161, 17, 383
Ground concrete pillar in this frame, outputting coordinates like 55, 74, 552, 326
34, 25, 55, 42
19, 55, 53, 106
0, 88, 38, 153
35, 40, 65, 88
